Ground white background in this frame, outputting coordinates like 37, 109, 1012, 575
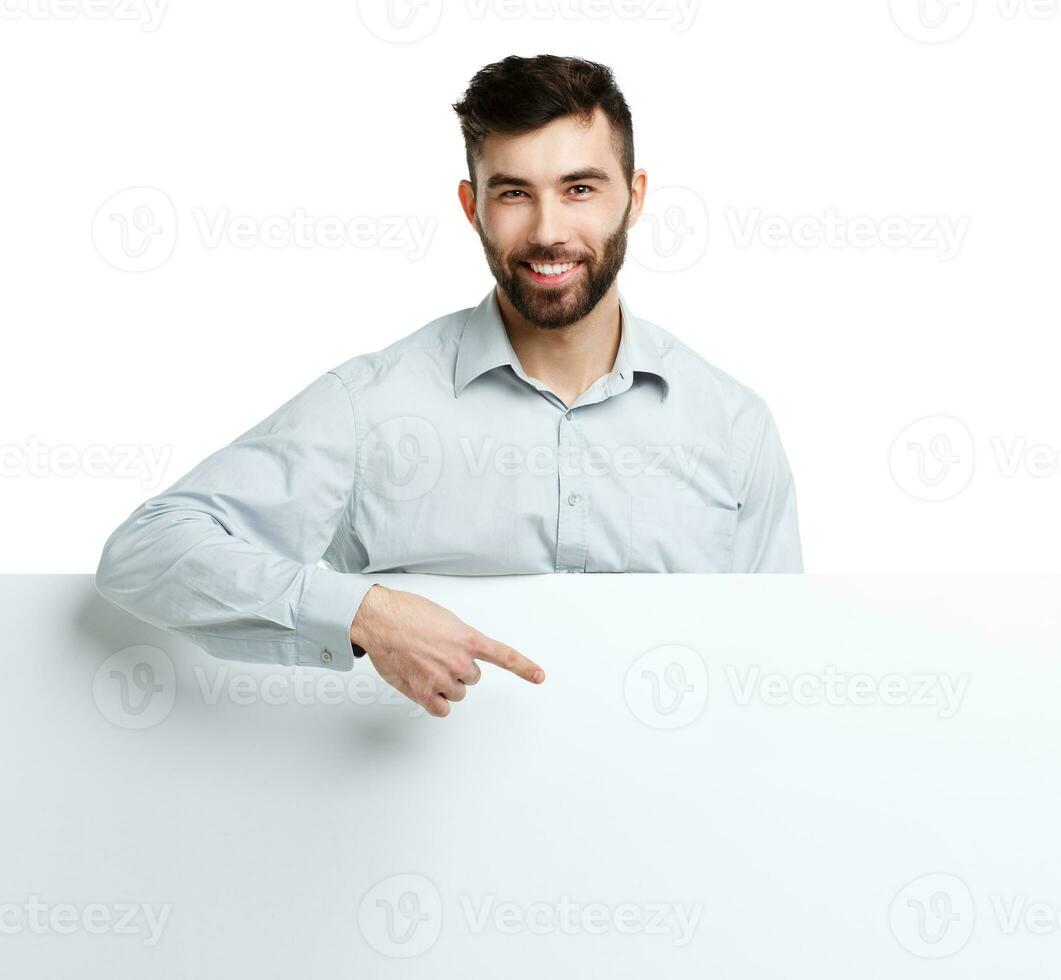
1, 0, 1059, 571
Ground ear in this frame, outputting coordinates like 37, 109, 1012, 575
457, 179, 479, 228
627, 169, 648, 228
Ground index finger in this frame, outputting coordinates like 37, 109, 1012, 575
473, 636, 545, 684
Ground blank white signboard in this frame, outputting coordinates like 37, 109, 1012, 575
1, 574, 1058, 978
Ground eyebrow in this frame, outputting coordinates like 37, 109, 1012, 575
485, 167, 613, 190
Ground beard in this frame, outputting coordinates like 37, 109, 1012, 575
475, 196, 632, 330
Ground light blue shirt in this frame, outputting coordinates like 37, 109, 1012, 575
95, 286, 802, 672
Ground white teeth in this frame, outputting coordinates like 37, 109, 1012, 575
529, 261, 576, 276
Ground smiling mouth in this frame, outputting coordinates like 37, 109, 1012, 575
520, 260, 583, 285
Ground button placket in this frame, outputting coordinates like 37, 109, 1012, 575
555, 408, 587, 572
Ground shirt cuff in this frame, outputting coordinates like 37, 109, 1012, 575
296, 565, 377, 671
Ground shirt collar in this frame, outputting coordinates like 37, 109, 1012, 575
453, 286, 670, 402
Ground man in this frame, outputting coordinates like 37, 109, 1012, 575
95, 54, 803, 719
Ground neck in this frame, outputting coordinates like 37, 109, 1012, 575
496, 284, 622, 408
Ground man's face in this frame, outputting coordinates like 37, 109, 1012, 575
461, 108, 644, 330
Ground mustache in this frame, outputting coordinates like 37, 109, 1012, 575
516, 255, 588, 264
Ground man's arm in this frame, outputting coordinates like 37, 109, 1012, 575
730, 395, 803, 572
94, 369, 546, 715
94, 371, 373, 671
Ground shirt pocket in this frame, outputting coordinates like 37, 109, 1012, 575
627, 494, 738, 572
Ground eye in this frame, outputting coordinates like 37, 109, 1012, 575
499, 186, 594, 200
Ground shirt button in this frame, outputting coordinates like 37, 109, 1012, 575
321, 649, 333, 663
565, 411, 572, 420
567, 493, 579, 506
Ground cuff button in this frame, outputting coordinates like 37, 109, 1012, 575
321, 649, 333, 663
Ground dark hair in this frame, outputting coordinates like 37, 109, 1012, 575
452, 54, 635, 197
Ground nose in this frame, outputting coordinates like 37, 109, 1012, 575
527, 196, 570, 255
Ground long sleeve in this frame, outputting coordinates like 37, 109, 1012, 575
94, 370, 373, 671
730, 396, 803, 573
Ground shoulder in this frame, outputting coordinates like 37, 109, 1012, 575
634, 312, 781, 486
637, 313, 769, 422
323, 303, 474, 390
